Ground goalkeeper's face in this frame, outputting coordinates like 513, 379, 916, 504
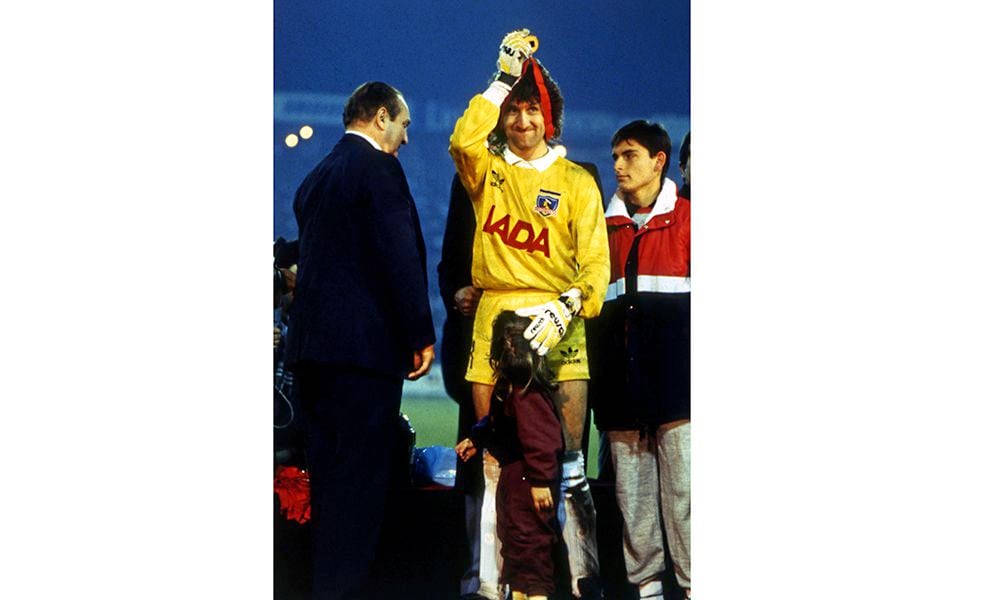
501, 99, 547, 159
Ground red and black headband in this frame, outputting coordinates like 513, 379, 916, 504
502, 58, 555, 140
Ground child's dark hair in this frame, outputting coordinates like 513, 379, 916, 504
489, 311, 558, 397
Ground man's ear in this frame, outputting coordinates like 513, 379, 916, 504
375, 106, 389, 130
654, 150, 667, 174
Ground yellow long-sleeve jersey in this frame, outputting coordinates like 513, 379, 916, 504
449, 93, 610, 318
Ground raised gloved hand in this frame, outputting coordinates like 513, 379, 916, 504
514, 289, 582, 356
498, 29, 534, 79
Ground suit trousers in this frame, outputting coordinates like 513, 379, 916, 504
296, 364, 403, 600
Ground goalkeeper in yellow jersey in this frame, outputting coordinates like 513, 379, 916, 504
449, 29, 610, 600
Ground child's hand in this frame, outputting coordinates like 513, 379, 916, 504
531, 486, 553, 512
455, 438, 477, 462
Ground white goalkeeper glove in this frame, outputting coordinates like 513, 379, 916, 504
515, 289, 582, 356
498, 29, 534, 80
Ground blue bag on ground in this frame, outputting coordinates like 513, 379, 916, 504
412, 446, 457, 487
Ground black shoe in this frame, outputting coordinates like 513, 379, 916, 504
576, 577, 604, 600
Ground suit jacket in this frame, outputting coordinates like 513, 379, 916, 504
285, 134, 435, 379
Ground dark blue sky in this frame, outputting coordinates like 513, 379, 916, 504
274, 0, 689, 116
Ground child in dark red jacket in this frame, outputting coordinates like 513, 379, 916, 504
455, 311, 564, 600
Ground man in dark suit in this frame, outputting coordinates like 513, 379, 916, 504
284, 81, 435, 600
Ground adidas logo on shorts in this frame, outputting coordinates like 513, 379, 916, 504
559, 346, 581, 365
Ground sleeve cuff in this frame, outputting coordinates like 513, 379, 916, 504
481, 80, 512, 106
469, 416, 492, 448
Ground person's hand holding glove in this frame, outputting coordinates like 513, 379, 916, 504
515, 289, 582, 356
497, 29, 535, 83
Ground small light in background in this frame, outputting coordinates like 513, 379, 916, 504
299, 125, 314, 140
285, 133, 299, 148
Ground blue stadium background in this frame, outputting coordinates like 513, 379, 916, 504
274, 1, 690, 389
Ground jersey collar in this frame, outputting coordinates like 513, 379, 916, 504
503, 145, 560, 172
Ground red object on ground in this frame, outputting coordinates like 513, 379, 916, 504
275, 465, 311, 524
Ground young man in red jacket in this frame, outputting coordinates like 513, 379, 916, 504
588, 120, 690, 600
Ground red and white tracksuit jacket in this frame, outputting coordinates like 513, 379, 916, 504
588, 178, 691, 430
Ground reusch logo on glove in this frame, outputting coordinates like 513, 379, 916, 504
548, 310, 566, 334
